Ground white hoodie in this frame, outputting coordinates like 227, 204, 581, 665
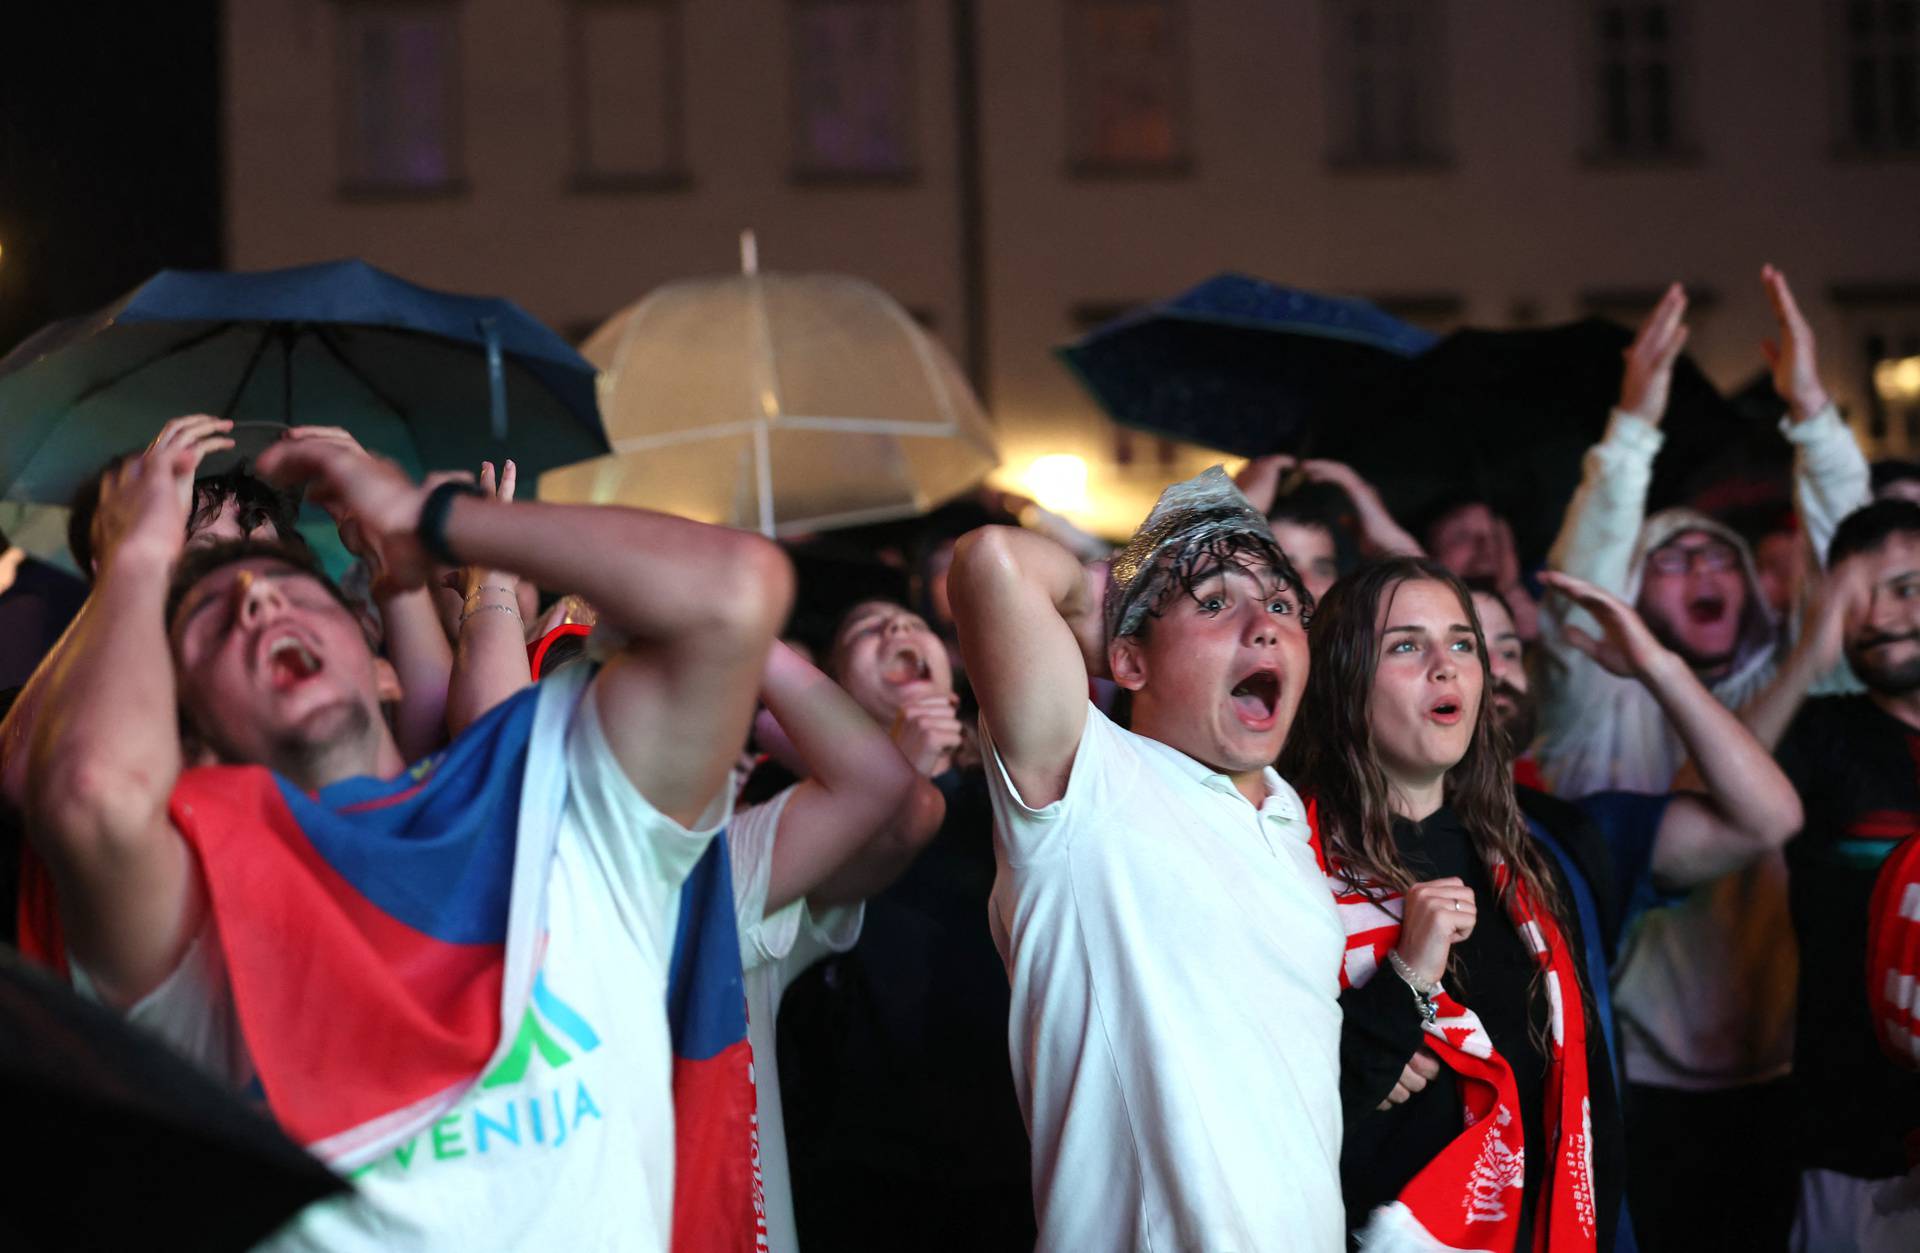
1536, 404, 1869, 1089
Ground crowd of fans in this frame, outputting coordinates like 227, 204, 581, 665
3, 265, 1919, 1253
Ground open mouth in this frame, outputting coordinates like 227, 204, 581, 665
263, 633, 323, 691
1229, 668, 1281, 728
1686, 595, 1727, 625
1429, 696, 1463, 726
880, 648, 932, 687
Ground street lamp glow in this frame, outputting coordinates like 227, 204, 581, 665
1023, 454, 1090, 515
1876, 355, 1920, 404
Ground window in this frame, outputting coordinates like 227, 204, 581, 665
1835, 284, 1920, 452
569, 1, 686, 189
1066, 1, 1190, 174
337, 1, 463, 194
1833, 0, 1920, 155
790, 0, 916, 180
1588, 2, 1693, 160
1324, 0, 1449, 168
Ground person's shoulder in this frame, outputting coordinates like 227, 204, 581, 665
1786, 693, 1882, 743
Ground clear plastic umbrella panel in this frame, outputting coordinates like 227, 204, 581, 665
542, 242, 999, 537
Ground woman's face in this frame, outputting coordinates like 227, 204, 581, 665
1365, 578, 1484, 790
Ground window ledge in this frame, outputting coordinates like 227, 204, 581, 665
788, 166, 921, 188
1579, 146, 1706, 170
336, 179, 471, 204
1828, 143, 1920, 164
567, 171, 695, 196
1065, 157, 1195, 181
1324, 151, 1454, 174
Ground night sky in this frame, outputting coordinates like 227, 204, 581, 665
0, 3, 223, 358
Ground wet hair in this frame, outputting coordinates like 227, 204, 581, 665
188, 468, 302, 547
825, 597, 921, 682
1871, 460, 1920, 498
166, 538, 354, 633
68, 458, 304, 578
1125, 531, 1314, 643
1278, 558, 1577, 1008
1829, 499, 1920, 567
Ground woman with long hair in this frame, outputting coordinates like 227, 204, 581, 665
1280, 558, 1622, 1253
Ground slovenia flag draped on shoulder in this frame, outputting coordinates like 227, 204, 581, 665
164, 670, 582, 1168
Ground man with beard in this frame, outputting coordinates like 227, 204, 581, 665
950, 467, 1344, 1251
1538, 269, 1869, 1251
17, 427, 792, 1250
773, 598, 1036, 1253
1733, 499, 1920, 1250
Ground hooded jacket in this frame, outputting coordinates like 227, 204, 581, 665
1535, 405, 1869, 1089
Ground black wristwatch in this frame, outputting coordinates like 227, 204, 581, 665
418, 480, 485, 565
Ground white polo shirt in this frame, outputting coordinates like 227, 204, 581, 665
983, 703, 1345, 1253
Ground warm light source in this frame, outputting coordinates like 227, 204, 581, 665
1022, 453, 1090, 514
1876, 355, 1920, 405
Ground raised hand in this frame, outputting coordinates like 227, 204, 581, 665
1393, 876, 1477, 987
1539, 569, 1676, 680
142, 413, 237, 522
890, 691, 966, 777
95, 414, 236, 569
1618, 283, 1690, 424
1761, 264, 1832, 423
456, 459, 520, 600
254, 436, 462, 593
1805, 553, 1873, 673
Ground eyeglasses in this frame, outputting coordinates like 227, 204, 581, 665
1646, 542, 1740, 576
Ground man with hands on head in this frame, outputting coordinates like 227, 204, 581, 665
951, 467, 1345, 1253
18, 425, 791, 1252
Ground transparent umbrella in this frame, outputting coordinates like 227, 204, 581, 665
540, 234, 999, 537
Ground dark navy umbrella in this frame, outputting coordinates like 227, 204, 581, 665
1338, 318, 1756, 567
0, 259, 608, 504
1057, 273, 1438, 460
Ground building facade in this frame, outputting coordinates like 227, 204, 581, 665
226, 0, 1920, 536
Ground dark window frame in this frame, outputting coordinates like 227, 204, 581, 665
787, 0, 922, 186
332, 0, 469, 200
565, 0, 693, 195
1322, 0, 1453, 171
1064, 0, 1195, 179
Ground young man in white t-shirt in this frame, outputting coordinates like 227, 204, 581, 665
17, 421, 791, 1251
949, 466, 1347, 1252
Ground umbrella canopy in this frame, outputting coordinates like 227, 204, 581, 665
0, 259, 608, 504
0, 951, 345, 1250
541, 244, 998, 537
1333, 319, 1758, 567
1057, 273, 1438, 459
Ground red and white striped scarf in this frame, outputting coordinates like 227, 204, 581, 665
1306, 800, 1597, 1253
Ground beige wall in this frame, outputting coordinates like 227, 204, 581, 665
227, 1, 1920, 538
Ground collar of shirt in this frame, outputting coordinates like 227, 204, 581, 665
1129, 733, 1310, 841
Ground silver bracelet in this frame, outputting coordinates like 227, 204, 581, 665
459, 603, 522, 628
1386, 949, 1442, 1024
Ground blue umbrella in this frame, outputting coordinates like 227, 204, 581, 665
0, 258, 608, 504
1057, 273, 1437, 459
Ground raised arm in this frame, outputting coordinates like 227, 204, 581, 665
1763, 265, 1871, 567
1539, 571, 1803, 888
1298, 459, 1424, 559
442, 460, 533, 737
753, 642, 942, 912
255, 438, 792, 828
24, 436, 218, 1005
1733, 554, 1866, 752
948, 525, 1102, 809
282, 427, 456, 760
1546, 284, 1689, 592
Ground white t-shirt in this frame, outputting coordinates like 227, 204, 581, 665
725, 787, 864, 1253
983, 704, 1346, 1253
82, 677, 730, 1253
